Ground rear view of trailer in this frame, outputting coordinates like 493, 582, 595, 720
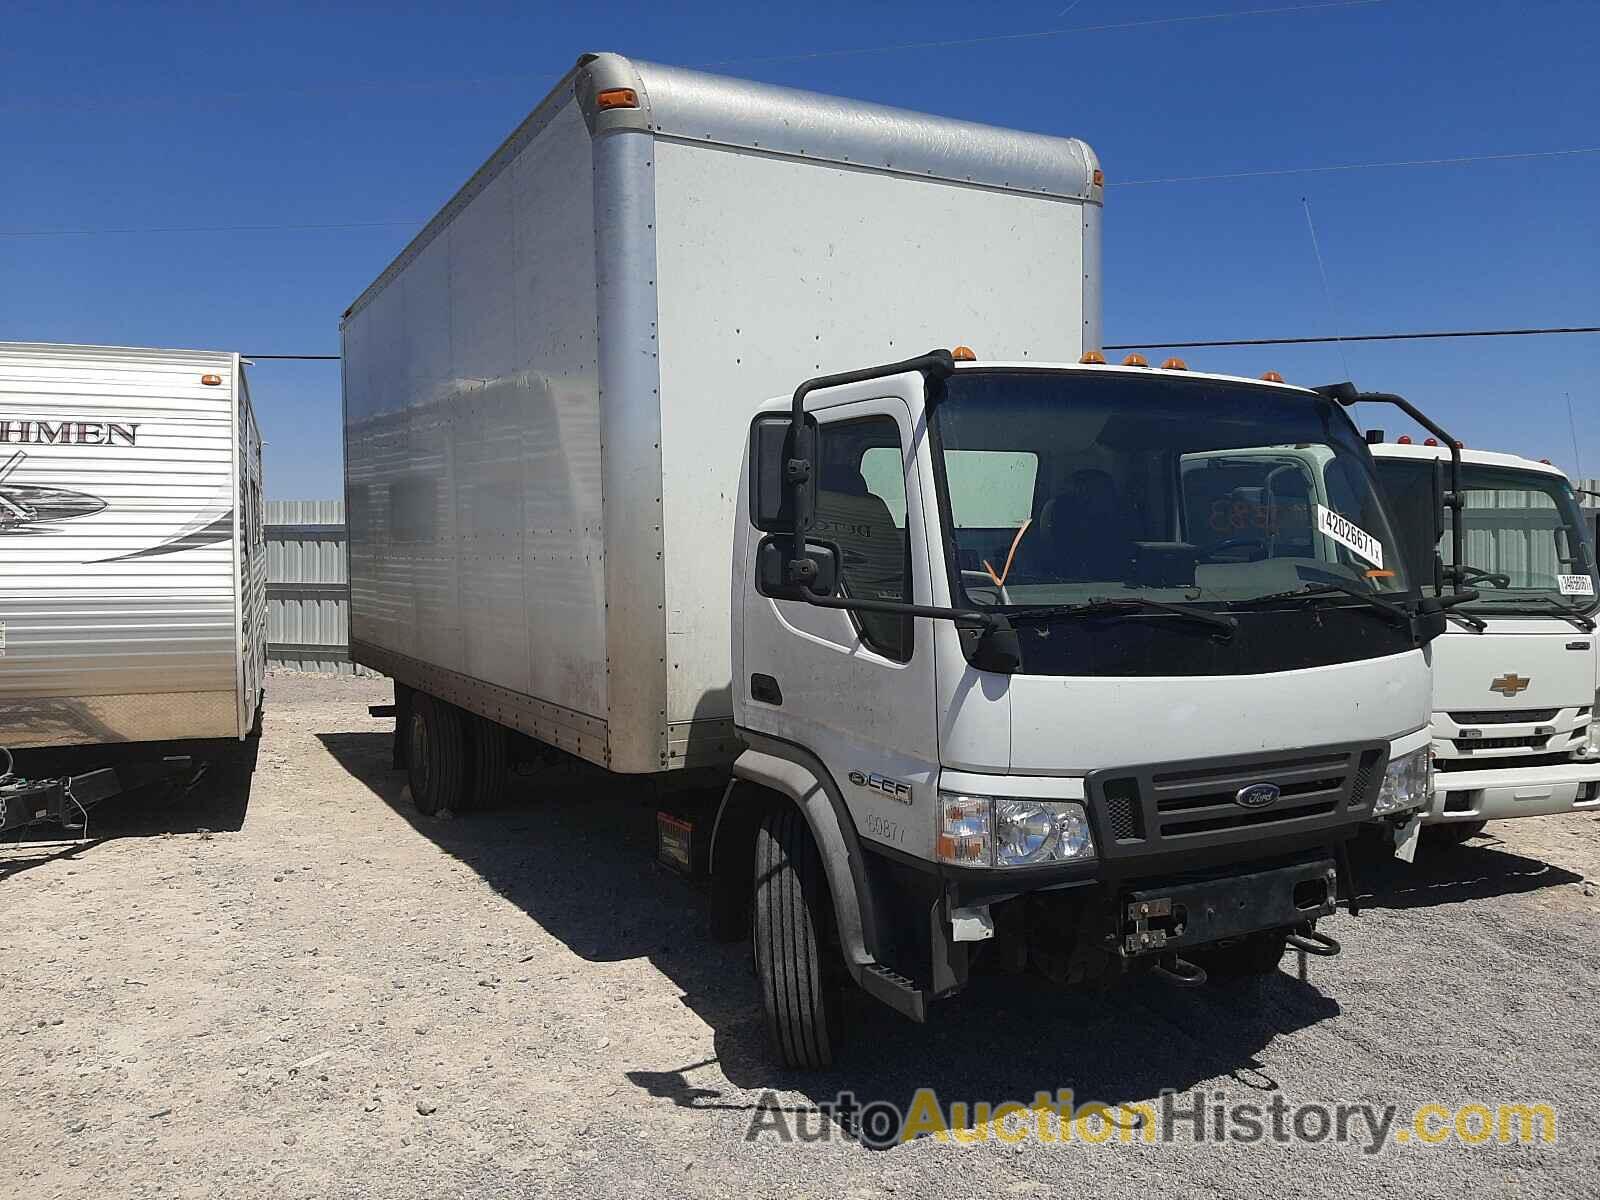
342, 52, 1100, 774
0, 342, 266, 751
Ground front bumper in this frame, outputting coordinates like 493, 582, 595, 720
1425, 759, 1600, 823
1121, 857, 1338, 957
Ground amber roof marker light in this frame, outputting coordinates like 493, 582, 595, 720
1079, 350, 1106, 365
595, 87, 639, 110
1161, 357, 1188, 371
1121, 353, 1149, 368
951, 345, 977, 362
1260, 370, 1285, 383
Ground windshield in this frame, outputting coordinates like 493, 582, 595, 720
1374, 458, 1599, 613
929, 369, 1413, 609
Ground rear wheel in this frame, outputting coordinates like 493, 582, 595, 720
753, 806, 845, 1069
1423, 819, 1487, 846
1194, 931, 1289, 981
407, 694, 469, 816
467, 715, 509, 810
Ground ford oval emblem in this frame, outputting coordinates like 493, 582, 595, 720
1234, 782, 1280, 809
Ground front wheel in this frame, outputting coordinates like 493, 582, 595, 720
753, 806, 845, 1069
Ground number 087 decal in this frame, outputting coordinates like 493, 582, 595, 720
1315, 504, 1383, 570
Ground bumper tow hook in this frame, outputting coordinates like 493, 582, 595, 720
1150, 953, 1208, 988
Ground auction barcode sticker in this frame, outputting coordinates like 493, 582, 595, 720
1316, 504, 1383, 570
1558, 574, 1596, 596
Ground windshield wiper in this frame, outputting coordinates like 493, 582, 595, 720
1007, 596, 1237, 639
1468, 595, 1596, 631
1224, 580, 1412, 630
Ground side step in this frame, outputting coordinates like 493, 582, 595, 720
858, 962, 928, 1023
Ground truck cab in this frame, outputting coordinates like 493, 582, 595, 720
721, 352, 1451, 1066
1370, 443, 1600, 841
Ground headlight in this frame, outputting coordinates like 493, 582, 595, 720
936, 793, 1095, 866
1374, 746, 1431, 816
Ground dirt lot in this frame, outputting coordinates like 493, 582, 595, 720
5, 672, 1600, 1199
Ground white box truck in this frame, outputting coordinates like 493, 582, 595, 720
343, 53, 1466, 1066
0, 342, 266, 829
1370, 442, 1600, 841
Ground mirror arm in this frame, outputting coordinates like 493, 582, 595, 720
785, 349, 956, 582
1315, 382, 1469, 596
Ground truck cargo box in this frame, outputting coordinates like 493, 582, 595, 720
341, 52, 1101, 773
0, 342, 266, 750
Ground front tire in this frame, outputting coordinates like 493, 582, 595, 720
753, 806, 844, 1069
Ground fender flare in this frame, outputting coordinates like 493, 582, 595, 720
712, 743, 880, 982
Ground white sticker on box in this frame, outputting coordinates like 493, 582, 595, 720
1315, 504, 1384, 570
1557, 574, 1595, 596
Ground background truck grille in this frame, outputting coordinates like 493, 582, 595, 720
1453, 734, 1552, 752
1449, 708, 1558, 725
1086, 743, 1385, 860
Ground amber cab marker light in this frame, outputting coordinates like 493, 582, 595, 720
1122, 353, 1149, 367
1260, 370, 1285, 383
1091, 168, 1105, 187
595, 87, 639, 110
1161, 357, 1188, 371
1079, 350, 1107, 365
951, 345, 977, 362
200, 374, 222, 386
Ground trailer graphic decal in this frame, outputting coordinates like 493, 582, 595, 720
0, 451, 107, 532
94, 510, 235, 562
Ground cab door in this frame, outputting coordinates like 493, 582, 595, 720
740, 391, 942, 861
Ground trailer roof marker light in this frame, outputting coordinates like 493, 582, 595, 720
1121, 353, 1149, 367
951, 345, 977, 361
1397, 435, 1412, 444
1161, 357, 1188, 370
595, 87, 639, 110
200, 374, 222, 386
1424, 437, 1439, 446
1260, 370, 1285, 383
1091, 168, 1105, 187
1079, 350, 1106, 365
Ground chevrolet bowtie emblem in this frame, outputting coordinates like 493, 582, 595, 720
1489, 673, 1532, 697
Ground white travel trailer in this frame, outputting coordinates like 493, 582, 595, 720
0, 342, 266, 809
344, 53, 1461, 1067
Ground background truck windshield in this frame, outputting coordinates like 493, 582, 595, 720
1374, 459, 1599, 613
929, 369, 1411, 608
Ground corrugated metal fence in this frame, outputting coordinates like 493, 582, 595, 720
266, 499, 373, 675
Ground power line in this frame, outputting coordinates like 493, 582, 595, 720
252, 326, 1600, 364
1105, 326, 1600, 349
0, 219, 422, 239
3, 2, 1383, 111
698, 0, 1385, 67
1113, 145, 1600, 186
7, 139, 1597, 239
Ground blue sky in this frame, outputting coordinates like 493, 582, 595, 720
3, 0, 1595, 498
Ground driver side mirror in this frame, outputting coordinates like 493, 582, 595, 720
750, 413, 817, 534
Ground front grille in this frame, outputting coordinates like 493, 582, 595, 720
1087, 742, 1383, 859
1453, 734, 1551, 753
1448, 708, 1558, 725
1438, 751, 1574, 773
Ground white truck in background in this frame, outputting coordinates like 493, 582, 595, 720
0, 342, 267, 832
1370, 442, 1600, 842
342, 52, 1467, 1067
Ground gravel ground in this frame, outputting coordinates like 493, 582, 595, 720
4, 671, 1600, 1199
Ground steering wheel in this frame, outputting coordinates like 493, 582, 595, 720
961, 568, 1011, 606
1204, 536, 1268, 562
1456, 565, 1512, 589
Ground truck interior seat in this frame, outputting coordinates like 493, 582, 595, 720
1037, 468, 1137, 582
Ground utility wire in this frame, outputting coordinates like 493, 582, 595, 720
1106, 326, 1600, 349
257, 326, 1600, 363
6, 142, 1596, 238
2, 1, 1384, 111
1113, 145, 1600, 186
699, 0, 1384, 66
